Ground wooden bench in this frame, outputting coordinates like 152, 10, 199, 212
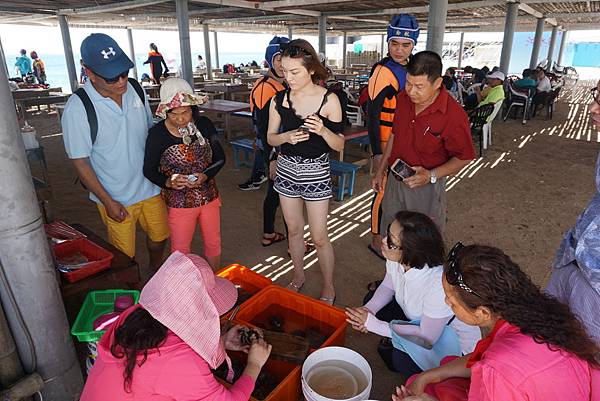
330, 160, 361, 201
229, 138, 255, 168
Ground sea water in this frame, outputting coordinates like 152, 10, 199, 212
307, 359, 368, 400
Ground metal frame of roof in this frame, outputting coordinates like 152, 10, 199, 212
0, 0, 599, 35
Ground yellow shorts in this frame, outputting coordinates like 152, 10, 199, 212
97, 195, 169, 258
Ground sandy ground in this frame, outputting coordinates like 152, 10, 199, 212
26, 81, 598, 400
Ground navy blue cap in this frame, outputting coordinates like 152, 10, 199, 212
265, 36, 290, 68
81, 33, 134, 78
387, 14, 420, 45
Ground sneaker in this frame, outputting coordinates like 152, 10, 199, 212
253, 174, 268, 185
238, 180, 260, 191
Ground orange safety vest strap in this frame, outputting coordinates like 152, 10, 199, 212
249, 76, 285, 112
367, 64, 400, 155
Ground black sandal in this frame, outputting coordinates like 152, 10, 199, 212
262, 232, 286, 247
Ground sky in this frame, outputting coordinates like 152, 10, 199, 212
0, 24, 315, 59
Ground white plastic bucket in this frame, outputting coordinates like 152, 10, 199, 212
302, 346, 372, 401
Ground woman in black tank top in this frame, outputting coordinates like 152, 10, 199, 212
267, 39, 345, 305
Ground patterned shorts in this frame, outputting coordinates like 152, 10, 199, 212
274, 153, 332, 201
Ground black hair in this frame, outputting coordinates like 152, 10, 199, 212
449, 245, 600, 367
442, 75, 454, 90
150, 43, 158, 52
20, 49, 26, 55
165, 104, 203, 123
406, 51, 442, 82
111, 308, 168, 392
393, 210, 445, 269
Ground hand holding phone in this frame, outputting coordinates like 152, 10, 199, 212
390, 158, 416, 181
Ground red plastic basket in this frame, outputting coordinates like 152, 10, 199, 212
54, 238, 114, 283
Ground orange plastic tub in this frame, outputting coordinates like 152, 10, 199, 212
236, 286, 347, 351
217, 264, 272, 304
217, 352, 301, 401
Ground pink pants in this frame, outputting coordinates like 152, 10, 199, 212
167, 198, 221, 257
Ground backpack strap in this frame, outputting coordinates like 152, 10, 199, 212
73, 79, 146, 146
128, 77, 146, 104
73, 88, 98, 145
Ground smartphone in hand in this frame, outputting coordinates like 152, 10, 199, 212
390, 158, 416, 181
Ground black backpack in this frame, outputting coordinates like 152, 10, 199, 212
74, 77, 146, 144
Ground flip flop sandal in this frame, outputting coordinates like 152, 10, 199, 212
367, 244, 385, 261
286, 281, 304, 292
319, 296, 336, 306
287, 242, 316, 257
261, 232, 286, 247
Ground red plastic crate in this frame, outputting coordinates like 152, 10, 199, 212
217, 264, 272, 295
54, 238, 114, 283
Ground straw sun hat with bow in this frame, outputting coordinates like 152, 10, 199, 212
155, 77, 208, 119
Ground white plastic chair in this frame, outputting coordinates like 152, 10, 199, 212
346, 104, 364, 126
482, 100, 504, 150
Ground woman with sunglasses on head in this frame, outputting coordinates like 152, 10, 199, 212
267, 39, 344, 305
393, 244, 600, 401
345, 211, 480, 378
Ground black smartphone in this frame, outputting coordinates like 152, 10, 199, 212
298, 125, 311, 133
390, 158, 416, 180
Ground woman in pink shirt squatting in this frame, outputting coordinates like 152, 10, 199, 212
393, 244, 599, 401
80, 251, 272, 401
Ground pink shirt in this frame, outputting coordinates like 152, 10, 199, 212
80, 330, 254, 401
468, 323, 599, 401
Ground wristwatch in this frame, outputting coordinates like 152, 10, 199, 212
430, 169, 437, 184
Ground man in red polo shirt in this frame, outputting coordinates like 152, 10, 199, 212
372, 51, 475, 232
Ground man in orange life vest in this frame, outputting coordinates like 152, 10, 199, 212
367, 14, 419, 259
248, 36, 289, 246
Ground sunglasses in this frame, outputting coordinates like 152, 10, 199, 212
445, 242, 483, 299
386, 224, 402, 250
98, 70, 129, 84
592, 87, 600, 106
281, 43, 311, 58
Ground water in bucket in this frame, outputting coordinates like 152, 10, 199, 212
307, 359, 368, 400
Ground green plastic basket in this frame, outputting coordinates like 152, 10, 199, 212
71, 289, 140, 342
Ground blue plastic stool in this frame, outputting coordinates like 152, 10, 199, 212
229, 138, 254, 168
330, 160, 361, 201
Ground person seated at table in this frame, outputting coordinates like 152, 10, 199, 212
345, 211, 481, 377
546, 80, 600, 345
80, 251, 273, 401
143, 78, 225, 270
532, 67, 553, 108
463, 71, 504, 111
514, 69, 537, 92
392, 244, 599, 401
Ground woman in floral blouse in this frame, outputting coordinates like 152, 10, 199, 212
144, 78, 225, 270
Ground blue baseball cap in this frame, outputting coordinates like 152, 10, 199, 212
265, 36, 290, 68
81, 33, 133, 79
387, 14, 420, 45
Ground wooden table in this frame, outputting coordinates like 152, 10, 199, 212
339, 125, 370, 170
142, 84, 161, 98
198, 99, 250, 139
203, 83, 249, 100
